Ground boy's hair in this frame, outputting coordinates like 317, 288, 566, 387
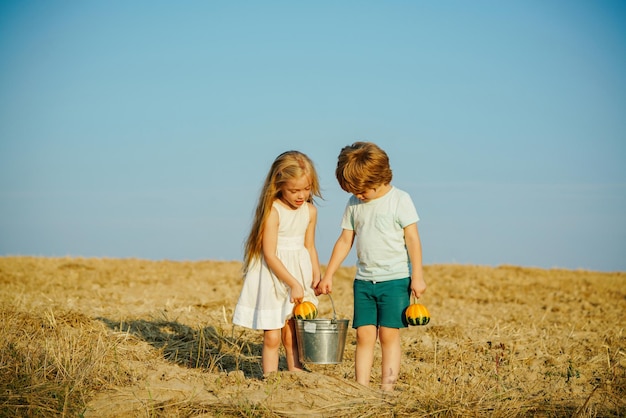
335, 142, 393, 194
243, 150, 322, 274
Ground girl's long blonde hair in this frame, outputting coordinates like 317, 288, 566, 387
243, 151, 322, 274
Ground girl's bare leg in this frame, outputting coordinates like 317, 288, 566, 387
379, 326, 401, 391
282, 318, 303, 371
262, 329, 281, 375
355, 325, 377, 387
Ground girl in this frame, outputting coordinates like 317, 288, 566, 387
232, 150, 322, 374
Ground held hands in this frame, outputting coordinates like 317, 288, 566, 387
315, 276, 333, 296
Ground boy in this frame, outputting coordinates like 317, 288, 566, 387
317, 141, 426, 391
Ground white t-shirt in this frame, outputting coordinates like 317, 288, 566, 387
341, 186, 419, 282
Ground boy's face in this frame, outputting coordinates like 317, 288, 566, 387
353, 187, 379, 203
352, 183, 391, 203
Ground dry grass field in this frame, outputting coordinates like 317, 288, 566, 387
1, 256, 624, 417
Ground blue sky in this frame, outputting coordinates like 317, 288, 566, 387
1, 1, 625, 272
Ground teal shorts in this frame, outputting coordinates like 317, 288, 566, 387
353, 278, 411, 329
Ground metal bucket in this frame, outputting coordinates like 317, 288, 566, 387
295, 295, 350, 364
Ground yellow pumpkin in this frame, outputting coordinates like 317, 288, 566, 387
293, 301, 318, 320
405, 303, 430, 326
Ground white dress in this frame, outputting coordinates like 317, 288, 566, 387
232, 201, 319, 330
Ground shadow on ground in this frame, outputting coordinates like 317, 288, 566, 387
98, 317, 265, 379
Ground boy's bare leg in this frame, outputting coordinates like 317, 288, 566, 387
355, 325, 377, 387
379, 326, 401, 391
262, 329, 281, 375
282, 319, 303, 371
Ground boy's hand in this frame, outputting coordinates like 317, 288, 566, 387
411, 276, 426, 299
316, 276, 333, 295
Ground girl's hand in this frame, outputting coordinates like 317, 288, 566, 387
290, 284, 305, 304
312, 276, 321, 292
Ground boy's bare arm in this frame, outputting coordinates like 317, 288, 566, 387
404, 223, 426, 298
317, 229, 355, 294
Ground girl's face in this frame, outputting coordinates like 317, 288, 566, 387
279, 175, 311, 209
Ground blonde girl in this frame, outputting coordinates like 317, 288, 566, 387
233, 150, 322, 374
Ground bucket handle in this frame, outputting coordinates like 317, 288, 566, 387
327, 294, 337, 322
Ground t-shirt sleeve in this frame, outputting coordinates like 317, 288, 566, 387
398, 192, 419, 228
340, 198, 356, 231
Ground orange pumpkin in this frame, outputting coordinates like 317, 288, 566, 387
293, 301, 318, 320
405, 303, 430, 326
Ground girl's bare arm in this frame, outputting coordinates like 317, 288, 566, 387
262, 206, 305, 303
304, 203, 322, 290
